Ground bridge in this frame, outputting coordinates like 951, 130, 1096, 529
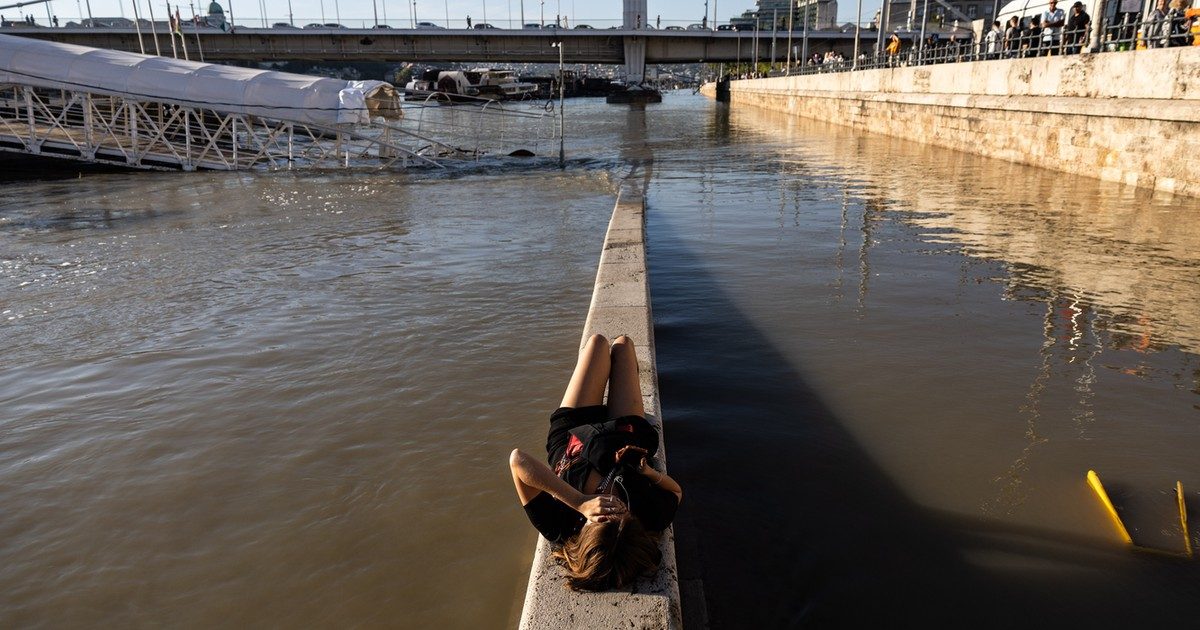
3, 26, 877, 65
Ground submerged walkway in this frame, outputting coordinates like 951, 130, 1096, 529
0, 34, 434, 171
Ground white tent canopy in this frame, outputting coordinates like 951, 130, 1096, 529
0, 34, 397, 126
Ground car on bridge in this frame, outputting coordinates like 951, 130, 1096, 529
302, 23, 324, 29
272, 22, 298, 28
687, 23, 707, 30
664, 25, 684, 30
473, 23, 497, 29
373, 23, 394, 28
715, 24, 733, 30
416, 21, 444, 29
523, 23, 541, 28
573, 24, 593, 29
323, 23, 344, 28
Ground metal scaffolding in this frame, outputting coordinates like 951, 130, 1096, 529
0, 82, 445, 171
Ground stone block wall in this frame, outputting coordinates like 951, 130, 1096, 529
723, 48, 1200, 197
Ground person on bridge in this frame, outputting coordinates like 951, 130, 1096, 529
509, 334, 682, 591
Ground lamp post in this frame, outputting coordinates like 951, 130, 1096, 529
411, 0, 416, 27
853, 0, 862, 67
372, 0, 379, 26
287, 0, 293, 25
786, 0, 794, 72
554, 39, 564, 165
918, 0, 929, 61
444, 0, 448, 27
801, 0, 809, 62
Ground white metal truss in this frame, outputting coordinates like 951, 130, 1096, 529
0, 82, 449, 171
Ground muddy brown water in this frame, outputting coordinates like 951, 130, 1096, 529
2, 93, 1198, 628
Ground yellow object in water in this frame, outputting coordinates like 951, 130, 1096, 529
1087, 470, 1133, 545
1178, 481, 1193, 558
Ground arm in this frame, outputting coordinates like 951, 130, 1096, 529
640, 462, 683, 503
615, 445, 683, 503
509, 449, 626, 522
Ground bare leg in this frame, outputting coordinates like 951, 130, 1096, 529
560, 333, 611, 408
607, 335, 645, 419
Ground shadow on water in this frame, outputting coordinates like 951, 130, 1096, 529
646, 104, 1199, 629
0, 153, 132, 182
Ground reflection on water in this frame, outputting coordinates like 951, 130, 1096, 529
647, 97, 1200, 627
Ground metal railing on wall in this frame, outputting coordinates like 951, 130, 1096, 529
724, 16, 1198, 79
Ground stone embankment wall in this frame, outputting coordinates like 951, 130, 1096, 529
519, 180, 681, 630
718, 48, 1200, 197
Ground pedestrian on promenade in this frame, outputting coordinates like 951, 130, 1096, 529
1022, 15, 1043, 57
1064, 1, 1090, 53
1165, 0, 1193, 46
1004, 16, 1022, 57
466, 15, 471, 27
1146, 0, 1170, 47
509, 334, 682, 591
1041, 0, 1066, 54
886, 32, 902, 66
985, 20, 1003, 58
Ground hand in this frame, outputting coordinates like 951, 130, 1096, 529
614, 445, 649, 473
578, 494, 627, 523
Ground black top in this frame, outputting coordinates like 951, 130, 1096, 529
523, 405, 679, 544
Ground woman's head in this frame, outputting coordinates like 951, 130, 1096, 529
553, 517, 662, 591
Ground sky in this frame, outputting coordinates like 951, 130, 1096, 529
31, 0, 888, 30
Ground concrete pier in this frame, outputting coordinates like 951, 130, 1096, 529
708, 48, 1200, 197
518, 180, 681, 630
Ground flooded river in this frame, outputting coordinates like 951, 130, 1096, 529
2, 93, 1198, 628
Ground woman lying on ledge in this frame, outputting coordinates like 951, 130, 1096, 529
509, 334, 683, 591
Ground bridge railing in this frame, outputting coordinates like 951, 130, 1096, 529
0, 16, 725, 30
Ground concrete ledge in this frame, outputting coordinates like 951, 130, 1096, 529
519, 181, 681, 630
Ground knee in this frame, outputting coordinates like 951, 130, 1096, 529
585, 333, 610, 350
583, 333, 611, 357
612, 335, 636, 356
509, 448, 526, 470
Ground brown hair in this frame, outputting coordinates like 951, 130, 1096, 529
553, 518, 662, 591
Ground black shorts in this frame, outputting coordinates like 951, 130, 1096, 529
546, 405, 609, 464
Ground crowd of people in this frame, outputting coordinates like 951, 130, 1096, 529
878, 0, 1199, 67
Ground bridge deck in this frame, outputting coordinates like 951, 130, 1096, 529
4, 26, 879, 63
